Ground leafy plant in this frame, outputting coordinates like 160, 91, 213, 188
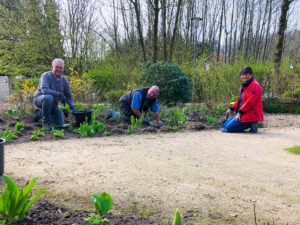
12, 116, 20, 121
75, 122, 95, 137
173, 208, 181, 225
51, 128, 64, 138
92, 192, 113, 215
83, 213, 108, 225
15, 122, 24, 132
68, 124, 73, 131
0, 125, 17, 142
295, 106, 300, 115
82, 192, 113, 225
0, 175, 45, 225
76, 113, 106, 137
58, 104, 70, 112
4, 108, 16, 115
166, 108, 188, 131
141, 62, 191, 104
30, 129, 45, 140
126, 115, 144, 133
206, 115, 216, 124
74, 102, 88, 111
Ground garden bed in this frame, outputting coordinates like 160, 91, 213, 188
0, 107, 220, 145
13, 199, 163, 225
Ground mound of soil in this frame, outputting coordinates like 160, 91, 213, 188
13, 199, 160, 225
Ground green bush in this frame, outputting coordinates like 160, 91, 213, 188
140, 62, 191, 104
294, 89, 300, 98
295, 106, 300, 114
281, 91, 292, 98
105, 90, 127, 105
87, 55, 139, 98
263, 103, 289, 113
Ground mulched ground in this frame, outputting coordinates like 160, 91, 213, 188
12, 199, 164, 225
0, 110, 220, 145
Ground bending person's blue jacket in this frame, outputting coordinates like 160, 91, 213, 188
131, 91, 159, 112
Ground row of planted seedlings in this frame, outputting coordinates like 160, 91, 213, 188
0, 101, 229, 142
0, 174, 183, 225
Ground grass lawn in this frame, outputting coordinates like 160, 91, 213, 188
287, 146, 300, 154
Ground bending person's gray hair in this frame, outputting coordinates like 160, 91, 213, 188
52, 58, 64, 67
151, 85, 159, 93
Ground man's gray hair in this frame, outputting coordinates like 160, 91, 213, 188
151, 85, 159, 93
52, 58, 64, 67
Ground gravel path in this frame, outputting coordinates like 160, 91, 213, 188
4, 126, 300, 224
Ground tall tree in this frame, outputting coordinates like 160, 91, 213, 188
273, 0, 294, 95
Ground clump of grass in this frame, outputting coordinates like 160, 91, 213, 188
287, 146, 300, 154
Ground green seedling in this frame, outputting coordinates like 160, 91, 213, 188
173, 208, 181, 225
68, 124, 73, 131
15, 122, 24, 131
0, 125, 17, 142
0, 175, 45, 225
126, 114, 144, 134
166, 108, 188, 131
51, 128, 64, 138
75, 114, 107, 137
83, 213, 108, 225
82, 192, 113, 225
4, 108, 16, 115
206, 115, 216, 124
59, 104, 70, 111
30, 129, 45, 140
12, 116, 20, 121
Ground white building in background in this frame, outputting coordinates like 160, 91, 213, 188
0, 75, 12, 101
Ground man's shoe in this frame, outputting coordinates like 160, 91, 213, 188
250, 121, 258, 133
33, 108, 42, 122
106, 111, 114, 120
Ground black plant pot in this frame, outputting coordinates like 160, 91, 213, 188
73, 110, 93, 127
0, 138, 5, 176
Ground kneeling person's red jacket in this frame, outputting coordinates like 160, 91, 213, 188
231, 78, 264, 123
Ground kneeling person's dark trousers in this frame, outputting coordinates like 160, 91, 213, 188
34, 95, 64, 127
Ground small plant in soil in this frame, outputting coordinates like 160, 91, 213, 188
166, 108, 188, 131
126, 115, 144, 134
0, 125, 17, 142
15, 122, 24, 131
12, 116, 20, 121
4, 108, 16, 115
83, 213, 108, 225
206, 115, 216, 124
83, 192, 113, 225
51, 128, 65, 138
75, 114, 107, 137
173, 208, 181, 225
0, 174, 45, 225
30, 129, 45, 140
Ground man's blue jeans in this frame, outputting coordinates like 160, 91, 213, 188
221, 114, 252, 132
34, 95, 63, 126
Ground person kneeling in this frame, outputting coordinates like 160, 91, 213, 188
221, 66, 263, 133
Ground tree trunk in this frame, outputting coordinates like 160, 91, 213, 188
169, 0, 182, 61
273, 0, 294, 95
217, 0, 224, 62
130, 0, 147, 62
152, 0, 160, 62
161, 0, 167, 61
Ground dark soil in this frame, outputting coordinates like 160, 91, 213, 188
0, 110, 222, 145
12, 199, 164, 225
